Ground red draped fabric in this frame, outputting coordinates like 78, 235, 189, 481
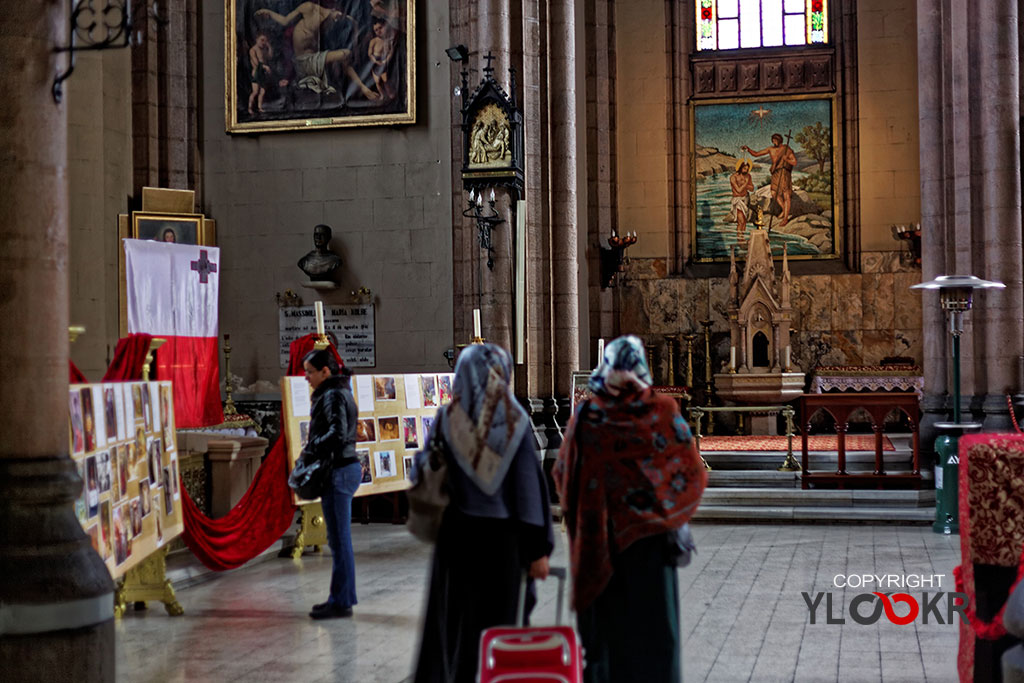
101, 333, 153, 381
178, 334, 342, 571
956, 433, 1024, 682
155, 336, 224, 428
181, 438, 296, 570
286, 333, 344, 375
69, 360, 88, 384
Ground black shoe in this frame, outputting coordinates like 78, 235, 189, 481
310, 604, 353, 620
312, 601, 330, 612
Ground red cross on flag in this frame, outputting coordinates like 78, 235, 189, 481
123, 239, 224, 428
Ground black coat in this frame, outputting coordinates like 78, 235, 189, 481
304, 374, 358, 467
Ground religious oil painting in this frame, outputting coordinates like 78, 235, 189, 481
374, 375, 397, 401
402, 416, 418, 449
132, 212, 204, 246
355, 418, 376, 443
420, 375, 437, 408
225, 0, 415, 133
374, 449, 396, 479
377, 415, 400, 441
357, 448, 372, 484
437, 375, 453, 405
691, 96, 840, 262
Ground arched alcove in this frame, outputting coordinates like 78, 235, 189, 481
752, 331, 770, 367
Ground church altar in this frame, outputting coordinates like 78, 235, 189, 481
810, 364, 924, 398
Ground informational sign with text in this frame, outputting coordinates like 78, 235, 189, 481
279, 304, 375, 368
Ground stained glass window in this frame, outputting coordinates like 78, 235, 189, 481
695, 0, 828, 51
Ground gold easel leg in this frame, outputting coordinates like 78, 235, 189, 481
118, 546, 184, 617
289, 503, 328, 559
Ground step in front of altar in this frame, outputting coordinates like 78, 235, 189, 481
693, 503, 935, 523
694, 432, 935, 523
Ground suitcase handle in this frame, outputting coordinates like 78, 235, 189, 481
515, 565, 569, 627
486, 632, 572, 669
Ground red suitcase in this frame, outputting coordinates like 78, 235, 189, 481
477, 567, 583, 683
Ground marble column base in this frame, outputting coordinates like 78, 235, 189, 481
0, 457, 114, 681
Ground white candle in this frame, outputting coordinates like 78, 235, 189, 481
730, 346, 736, 370
597, 338, 605, 361
490, 188, 495, 202
785, 345, 792, 370
314, 301, 325, 336
473, 308, 481, 339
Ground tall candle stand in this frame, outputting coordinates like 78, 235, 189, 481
223, 334, 237, 416
644, 341, 657, 379
681, 333, 697, 406
663, 334, 679, 386
700, 320, 715, 434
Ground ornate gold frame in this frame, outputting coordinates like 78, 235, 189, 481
689, 93, 842, 263
224, 0, 415, 133
131, 212, 206, 245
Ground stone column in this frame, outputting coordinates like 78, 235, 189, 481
522, 0, 554, 399
549, 0, 579, 398
917, 0, 967, 444
972, 0, 1022, 429
918, 0, 1023, 432
0, 0, 115, 680
473, 0, 515, 353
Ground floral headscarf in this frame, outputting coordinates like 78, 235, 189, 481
439, 343, 531, 496
588, 335, 653, 398
554, 335, 706, 611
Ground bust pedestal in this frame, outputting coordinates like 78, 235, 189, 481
301, 280, 338, 290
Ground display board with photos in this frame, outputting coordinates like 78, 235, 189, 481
68, 381, 184, 579
281, 371, 456, 504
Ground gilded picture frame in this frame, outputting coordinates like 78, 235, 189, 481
225, 0, 415, 133
690, 94, 842, 263
131, 212, 205, 246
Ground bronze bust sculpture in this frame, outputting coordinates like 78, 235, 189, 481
298, 224, 342, 281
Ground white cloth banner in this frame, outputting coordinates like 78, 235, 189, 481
124, 239, 220, 337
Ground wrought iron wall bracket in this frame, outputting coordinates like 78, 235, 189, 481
52, 0, 165, 103
462, 198, 505, 270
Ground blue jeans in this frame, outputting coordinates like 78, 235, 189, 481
320, 461, 362, 607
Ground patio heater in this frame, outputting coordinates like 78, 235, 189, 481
910, 275, 1004, 534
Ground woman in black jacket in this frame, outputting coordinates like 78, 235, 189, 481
302, 348, 361, 619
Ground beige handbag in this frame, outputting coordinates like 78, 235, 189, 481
406, 433, 449, 543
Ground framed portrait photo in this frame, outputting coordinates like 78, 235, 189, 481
690, 95, 841, 263
131, 212, 205, 246
225, 0, 416, 134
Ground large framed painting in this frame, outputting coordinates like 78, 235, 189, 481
691, 95, 841, 262
225, 0, 415, 133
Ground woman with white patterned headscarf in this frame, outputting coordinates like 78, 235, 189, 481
412, 343, 554, 683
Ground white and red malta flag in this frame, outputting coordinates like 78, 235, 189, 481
124, 239, 224, 428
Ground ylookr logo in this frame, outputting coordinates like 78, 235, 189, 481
803, 574, 968, 626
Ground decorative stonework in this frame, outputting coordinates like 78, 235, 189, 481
727, 230, 797, 373
691, 50, 835, 99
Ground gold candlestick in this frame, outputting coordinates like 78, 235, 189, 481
142, 338, 166, 381
664, 334, 679, 386
681, 333, 696, 389
223, 334, 237, 416
700, 320, 715, 434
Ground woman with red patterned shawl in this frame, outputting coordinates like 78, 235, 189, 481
554, 335, 706, 683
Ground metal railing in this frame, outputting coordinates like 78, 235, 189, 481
687, 405, 799, 472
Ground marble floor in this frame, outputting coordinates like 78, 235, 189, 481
116, 523, 961, 682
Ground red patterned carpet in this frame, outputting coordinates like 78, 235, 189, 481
698, 435, 895, 452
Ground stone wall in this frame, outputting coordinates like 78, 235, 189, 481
200, 3, 453, 383
67, 51, 134, 378
619, 251, 922, 385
